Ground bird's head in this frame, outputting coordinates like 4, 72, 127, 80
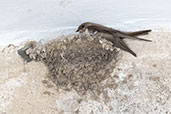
76, 22, 92, 33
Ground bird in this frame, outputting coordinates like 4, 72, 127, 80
76, 22, 152, 57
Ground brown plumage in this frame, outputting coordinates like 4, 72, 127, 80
76, 22, 152, 57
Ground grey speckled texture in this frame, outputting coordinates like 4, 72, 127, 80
0, 30, 171, 114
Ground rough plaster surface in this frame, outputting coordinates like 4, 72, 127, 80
0, 30, 171, 114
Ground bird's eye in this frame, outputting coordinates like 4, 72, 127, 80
81, 25, 84, 28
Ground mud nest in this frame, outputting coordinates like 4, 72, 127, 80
27, 34, 120, 95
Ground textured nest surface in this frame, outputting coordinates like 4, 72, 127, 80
27, 34, 119, 94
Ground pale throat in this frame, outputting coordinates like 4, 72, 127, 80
86, 28, 98, 36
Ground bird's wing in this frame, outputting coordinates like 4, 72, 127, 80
109, 34, 137, 57
114, 38, 137, 57
88, 25, 137, 57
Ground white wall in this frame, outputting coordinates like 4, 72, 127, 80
0, 0, 171, 45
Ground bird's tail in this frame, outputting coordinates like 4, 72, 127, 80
122, 31, 152, 42
125, 29, 152, 36
130, 36, 152, 42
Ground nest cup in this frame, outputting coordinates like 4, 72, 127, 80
27, 34, 119, 95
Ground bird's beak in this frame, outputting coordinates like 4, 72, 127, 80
76, 29, 79, 32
